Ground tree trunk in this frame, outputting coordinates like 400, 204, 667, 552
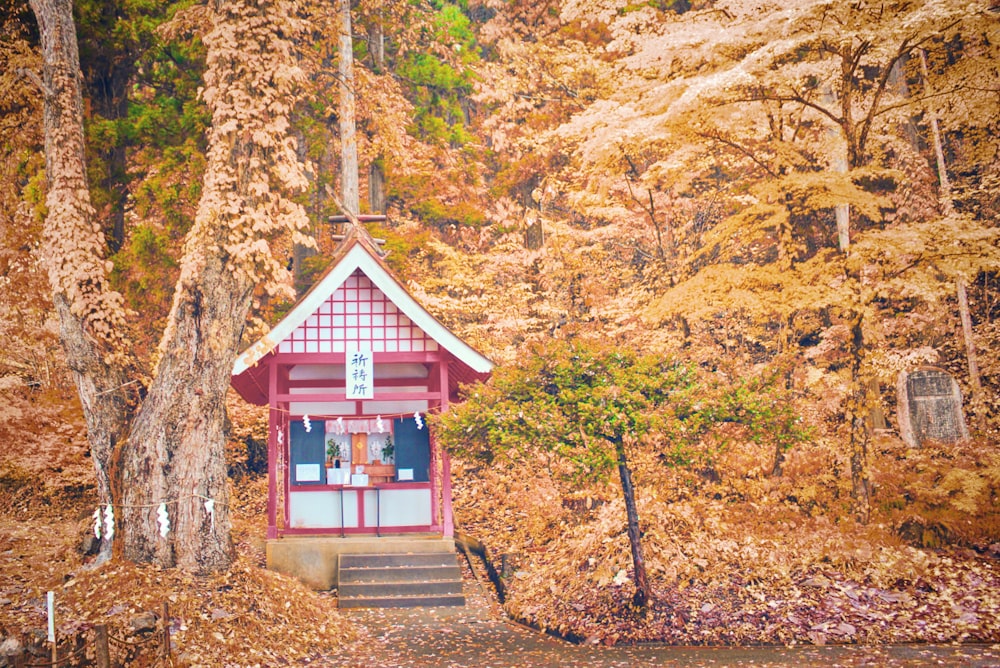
847, 315, 872, 521
120, 0, 307, 572
957, 280, 984, 428
29, 0, 135, 563
339, 0, 359, 216
613, 436, 651, 608
123, 251, 246, 570
918, 49, 984, 423
32, 0, 307, 573
369, 159, 386, 214
365, 15, 386, 215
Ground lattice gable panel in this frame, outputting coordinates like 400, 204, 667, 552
277, 270, 438, 354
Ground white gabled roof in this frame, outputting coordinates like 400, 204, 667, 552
232, 240, 494, 377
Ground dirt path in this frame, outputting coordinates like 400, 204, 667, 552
317, 563, 1000, 667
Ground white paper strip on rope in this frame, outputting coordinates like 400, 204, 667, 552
156, 503, 170, 538
376, 415, 385, 433
103, 505, 115, 541
336, 416, 345, 434
303, 414, 312, 432
204, 498, 215, 530
414, 411, 424, 430
93, 508, 102, 539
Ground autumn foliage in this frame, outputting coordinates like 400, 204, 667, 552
2, 0, 999, 654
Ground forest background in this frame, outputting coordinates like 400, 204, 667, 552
2, 0, 1000, 660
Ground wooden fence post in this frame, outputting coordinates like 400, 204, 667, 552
162, 602, 171, 659
94, 625, 111, 668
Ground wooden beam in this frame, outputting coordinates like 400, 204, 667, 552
273, 351, 442, 365
277, 390, 438, 403
286, 377, 428, 389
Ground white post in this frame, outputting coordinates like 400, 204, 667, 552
47, 590, 56, 664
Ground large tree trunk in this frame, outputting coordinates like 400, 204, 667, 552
29, 0, 135, 563
339, 0, 359, 215
121, 0, 308, 572
34, 0, 308, 573
613, 436, 651, 608
123, 253, 249, 570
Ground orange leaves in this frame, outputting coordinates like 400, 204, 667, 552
452, 431, 1000, 646
191, 0, 312, 299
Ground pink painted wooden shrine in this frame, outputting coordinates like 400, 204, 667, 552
230, 226, 493, 540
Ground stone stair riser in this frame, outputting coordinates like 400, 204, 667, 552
338, 594, 466, 609
338, 565, 461, 583
339, 580, 463, 598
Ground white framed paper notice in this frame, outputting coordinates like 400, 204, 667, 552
296, 463, 321, 482
397, 468, 414, 481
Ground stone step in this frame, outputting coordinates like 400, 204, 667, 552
335, 552, 465, 608
339, 579, 463, 598
338, 564, 460, 584
338, 552, 457, 570
338, 593, 466, 609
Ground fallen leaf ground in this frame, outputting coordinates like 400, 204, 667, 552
322, 561, 1000, 667
4, 450, 1000, 665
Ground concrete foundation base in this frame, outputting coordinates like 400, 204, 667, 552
265, 534, 455, 590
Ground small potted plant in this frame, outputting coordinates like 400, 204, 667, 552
326, 438, 345, 484
381, 435, 394, 464
326, 438, 339, 466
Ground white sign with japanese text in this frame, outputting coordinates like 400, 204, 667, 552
346, 343, 374, 399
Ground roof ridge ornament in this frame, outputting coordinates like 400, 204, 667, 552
326, 187, 387, 253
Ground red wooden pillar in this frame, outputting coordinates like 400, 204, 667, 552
429, 427, 440, 533
438, 356, 454, 537
266, 358, 279, 539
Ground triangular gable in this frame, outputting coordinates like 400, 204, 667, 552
232, 239, 493, 377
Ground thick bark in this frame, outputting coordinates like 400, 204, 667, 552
55, 294, 132, 563
29, 0, 134, 562
120, 0, 304, 571
339, 0, 359, 215
613, 435, 651, 608
33, 0, 304, 573
123, 253, 247, 571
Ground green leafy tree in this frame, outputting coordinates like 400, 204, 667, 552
438, 339, 703, 608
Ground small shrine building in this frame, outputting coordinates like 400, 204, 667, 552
230, 222, 492, 587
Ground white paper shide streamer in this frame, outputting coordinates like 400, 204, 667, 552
93, 508, 102, 539
303, 414, 312, 433
414, 411, 424, 430
103, 505, 115, 541
204, 498, 215, 530
156, 503, 170, 538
